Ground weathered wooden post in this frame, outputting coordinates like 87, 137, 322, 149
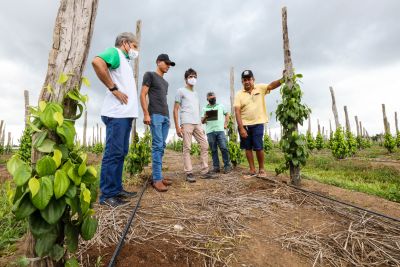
7, 132, 11, 148
100, 127, 103, 145
96, 123, 99, 145
282, 7, 301, 185
29, 0, 98, 265
359, 121, 363, 137
230, 67, 236, 130
355, 116, 360, 137
92, 125, 95, 145
395, 112, 399, 133
329, 119, 332, 134
83, 110, 87, 147
329, 86, 340, 129
344, 105, 351, 132
382, 104, 390, 134
0, 120, 3, 145
132, 19, 142, 141
317, 119, 321, 134
24, 90, 30, 128
307, 117, 311, 134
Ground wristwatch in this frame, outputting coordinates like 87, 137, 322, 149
109, 84, 118, 92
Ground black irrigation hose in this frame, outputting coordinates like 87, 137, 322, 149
283, 181, 400, 223
108, 177, 150, 267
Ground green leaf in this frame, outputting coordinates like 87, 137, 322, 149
28, 121, 42, 132
65, 257, 79, 267
64, 183, 77, 199
7, 155, 24, 176
32, 131, 48, 148
28, 177, 40, 198
78, 161, 87, 177
65, 197, 78, 216
81, 216, 98, 240
39, 103, 63, 130
36, 156, 57, 177
66, 90, 80, 101
31, 176, 54, 210
53, 112, 64, 127
39, 101, 47, 112
13, 164, 32, 186
61, 159, 73, 173
40, 197, 66, 224
57, 73, 69, 84
81, 76, 91, 87
52, 149, 62, 168
49, 244, 64, 261
35, 228, 58, 257
54, 170, 70, 199
37, 139, 56, 153
82, 188, 91, 204
82, 166, 98, 184
14, 194, 36, 220
56, 120, 76, 149
68, 165, 81, 185
29, 212, 55, 237
65, 223, 79, 253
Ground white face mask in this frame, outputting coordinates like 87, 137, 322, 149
187, 77, 197, 86
128, 49, 139, 60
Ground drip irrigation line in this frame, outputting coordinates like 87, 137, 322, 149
108, 177, 150, 267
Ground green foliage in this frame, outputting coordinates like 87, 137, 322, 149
315, 132, 325, 150
7, 77, 97, 263
17, 127, 33, 164
356, 136, 371, 149
306, 132, 315, 151
346, 131, 357, 156
91, 143, 104, 155
263, 134, 273, 153
166, 139, 183, 152
384, 133, 396, 153
190, 143, 201, 156
275, 73, 311, 175
396, 131, 400, 148
125, 130, 152, 176
330, 126, 349, 159
0, 181, 27, 256
226, 116, 242, 167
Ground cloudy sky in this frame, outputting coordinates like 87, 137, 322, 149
1, 0, 400, 145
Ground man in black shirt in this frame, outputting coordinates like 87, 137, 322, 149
140, 54, 175, 192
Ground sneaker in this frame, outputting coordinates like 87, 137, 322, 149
117, 189, 138, 198
100, 197, 129, 207
186, 173, 196, 183
201, 171, 216, 179
224, 166, 232, 174
210, 169, 220, 174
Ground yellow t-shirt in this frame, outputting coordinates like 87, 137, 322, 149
233, 83, 270, 126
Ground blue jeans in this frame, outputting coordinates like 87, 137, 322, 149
100, 116, 133, 202
150, 114, 170, 181
207, 131, 230, 170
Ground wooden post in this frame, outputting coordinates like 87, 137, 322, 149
0, 120, 3, 144
359, 121, 363, 137
1, 126, 5, 146
344, 105, 351, 132
317, 119, 321, 134
96, 123, 99, 145
230, 66, 236, 130
329, 119, 332, 134
322, 126, 325, 136
92, 126, 95, 145
395, 112, 399, 133
83, 110, 87, 147
329, 86, 340, 129
382, 104, 390, 134
100, 127, 103, 145
132, 19, 142, 141
7, 132, 11, 147
29, 1, 99, 265
282, 7, 301, 185
24, 90, 30, 128
307, 117, 311, 134
355, 116, 360, 137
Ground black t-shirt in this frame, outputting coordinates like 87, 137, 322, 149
142, 71, 169, 117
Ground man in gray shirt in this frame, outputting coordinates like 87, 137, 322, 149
140, 54, 175, 192
173, 68, 213, 182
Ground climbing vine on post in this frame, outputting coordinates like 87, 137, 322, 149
276, 7, 311, 185
227, 116, 243, 167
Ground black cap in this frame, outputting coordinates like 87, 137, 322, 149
156, 54, 175, 66
241, 70, 254, 78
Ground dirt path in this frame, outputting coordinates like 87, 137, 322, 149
81, 150, 400, 267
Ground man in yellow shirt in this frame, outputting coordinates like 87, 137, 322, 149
234, 70, 282, 178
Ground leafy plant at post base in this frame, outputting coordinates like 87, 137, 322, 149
17, 127, 33, 164
330, 126, 349, 159
190, 143, 201, 156
7, 75, 98, 264
346, 131, 357, 156
396, 131, 400, 148
275, 73, 311, 175
306, 132, 315, 151
315, 132, 324, 150
263, 134, 273, 154
328, 131, 334, 149
91, 143, 104, 155
227, 116, 242, 167
384, 133, 396, 153
125, 130, 152, 176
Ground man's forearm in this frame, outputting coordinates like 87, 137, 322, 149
173, 108, 180, 129
268, 79, 282, 90
92, 58, 114, 89
235, 108, 244, 129
140, 95, 149, 115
